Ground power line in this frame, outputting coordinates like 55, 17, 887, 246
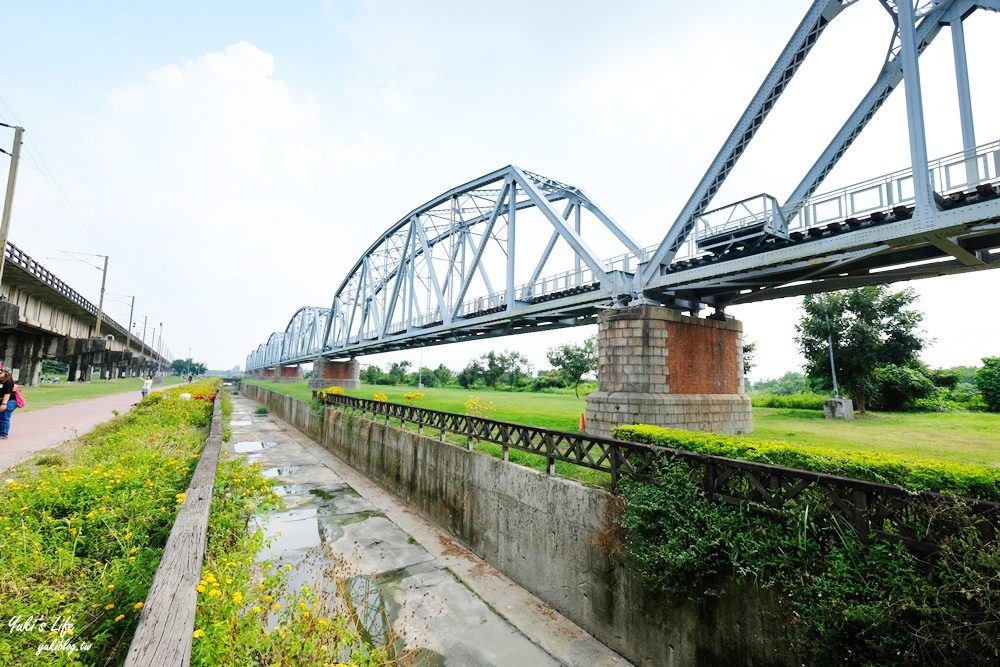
0, 96, 134, 295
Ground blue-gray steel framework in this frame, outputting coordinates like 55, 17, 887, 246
246, 0, 1000, 372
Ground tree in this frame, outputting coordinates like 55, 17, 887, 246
171, 358, 207, 375
975, 357, 1000, 412
795, 286, 926, 413
387, 361, 411, 385
546, 336, 598, 397
742, 340, 757, 377
432, 363, 453, 387
456, 359, 484, 389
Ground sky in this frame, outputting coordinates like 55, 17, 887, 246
1, 1, 998, 381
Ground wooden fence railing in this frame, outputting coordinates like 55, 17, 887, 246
320, 392, 999, 554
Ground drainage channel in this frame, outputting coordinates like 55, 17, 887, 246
225, 392, 587, 666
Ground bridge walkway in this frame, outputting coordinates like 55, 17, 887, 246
229, 391, 630, 666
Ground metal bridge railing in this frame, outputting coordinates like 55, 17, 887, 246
320, 392, 998, 554
785, 139, 1000, 233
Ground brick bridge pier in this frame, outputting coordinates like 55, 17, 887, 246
585, 304, 752, 438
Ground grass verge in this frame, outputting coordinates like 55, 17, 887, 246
21, 376, 185, 413
0, 380, 217, 665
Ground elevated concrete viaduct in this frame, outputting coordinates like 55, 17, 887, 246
0, 243, 167, 385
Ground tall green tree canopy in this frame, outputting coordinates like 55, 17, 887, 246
795, 286, 926, 413
546, 336, 598, 397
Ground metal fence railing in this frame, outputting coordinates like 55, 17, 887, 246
319, 392, 999, 555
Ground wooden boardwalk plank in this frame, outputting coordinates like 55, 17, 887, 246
124, 392, 224, 667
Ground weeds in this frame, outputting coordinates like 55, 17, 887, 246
0, 380, 220, 665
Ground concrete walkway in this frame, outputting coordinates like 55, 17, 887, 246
229, 392, 631, 667
0, 384, 183, 471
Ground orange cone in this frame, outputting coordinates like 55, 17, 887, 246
579, 412, 587, 431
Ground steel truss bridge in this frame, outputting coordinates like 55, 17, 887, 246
247, 0, 1000, 372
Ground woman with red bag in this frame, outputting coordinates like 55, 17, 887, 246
0, 368, 18, 439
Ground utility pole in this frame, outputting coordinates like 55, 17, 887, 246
0, 124, 24, 290
94, 255, 108, 337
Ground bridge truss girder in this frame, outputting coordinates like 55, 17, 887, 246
317, 165, 641, 362
639, 0, 999, 294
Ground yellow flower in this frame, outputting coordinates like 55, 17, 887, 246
114, 614, 125, 622
232, 591, 243, 604
192, 629, 205, 638
208, 589, 222, 598
107, 584, 115, 590
196, 585, 206, 593
252, 606, 261, 613
105, 604, 115, 610
284, 563, 292, 570
134, 602, 144, 610
273, 603, 280, 611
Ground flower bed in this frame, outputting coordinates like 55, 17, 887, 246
0, 380, 219, 665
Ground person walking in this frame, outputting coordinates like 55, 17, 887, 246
141, 373, 153, 400
0, 368, 18, 440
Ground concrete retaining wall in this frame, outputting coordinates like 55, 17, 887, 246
239, 383, 797, 667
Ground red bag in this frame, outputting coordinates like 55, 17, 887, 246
13, 386, 25, 409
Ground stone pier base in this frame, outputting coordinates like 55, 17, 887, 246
586, 305, 753, 438
309, 358, 361, 390
273, 366, 303, 383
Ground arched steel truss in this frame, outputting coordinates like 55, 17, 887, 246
246, 0, 1000, 372
245, 307, 330, 372
246, 166, 643, 369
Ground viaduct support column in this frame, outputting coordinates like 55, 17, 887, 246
309, 358, 360, 390
585, 305, 752, 438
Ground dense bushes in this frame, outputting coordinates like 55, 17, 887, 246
750, 392, 827, 410
617, 459, 1000, 665
977, 357, 1000, 412
613, 424, 1000, 501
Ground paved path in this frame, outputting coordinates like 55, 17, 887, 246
0, 384, 183, 471
229, 392, 631, 667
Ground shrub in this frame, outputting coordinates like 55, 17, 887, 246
872, 364, 937, 411
613, 424, 1000, 501
464, 396, 495, 418
403, 391, 425, 406
616, 459, 1000, 664
254, 406, 268, 415
317, 385, 344, 398
976, 357, 1000, 412
749, 392, 827, 410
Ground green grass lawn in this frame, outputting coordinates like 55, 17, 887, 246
20, 375, 185, 412
245, 379, 1000, 467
